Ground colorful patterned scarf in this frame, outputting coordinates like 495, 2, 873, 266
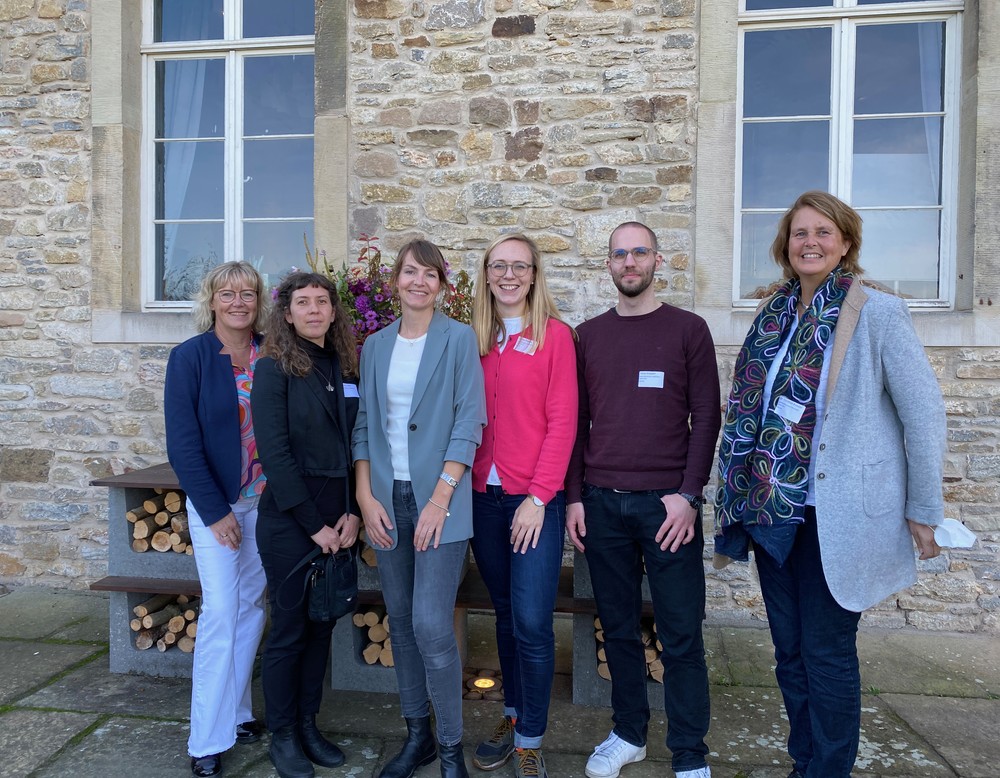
715, 267, 853, 564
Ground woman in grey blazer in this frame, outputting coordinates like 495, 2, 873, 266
715, 191, 947, 778
353, 239, 486, 778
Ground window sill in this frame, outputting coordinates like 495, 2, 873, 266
92, 309, 198, 345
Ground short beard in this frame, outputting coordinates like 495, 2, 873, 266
613, 272, 653, 298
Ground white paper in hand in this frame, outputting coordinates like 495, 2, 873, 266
933, 518, 976, 548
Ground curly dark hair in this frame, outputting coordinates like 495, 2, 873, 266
262, 272, 358, 379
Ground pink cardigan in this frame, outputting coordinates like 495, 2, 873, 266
472, 319, 578, 504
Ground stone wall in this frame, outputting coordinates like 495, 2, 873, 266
0, 0, 996, 634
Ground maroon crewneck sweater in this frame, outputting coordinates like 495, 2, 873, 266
565, 303, 722, 502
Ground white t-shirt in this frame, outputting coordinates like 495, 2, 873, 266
387, 332, 427, 481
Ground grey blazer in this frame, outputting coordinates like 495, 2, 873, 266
811, 283, 946, 611
351, 312, 487, 549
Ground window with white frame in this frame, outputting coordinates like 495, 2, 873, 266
736, 0, 962, 304
142, 0, 315, 304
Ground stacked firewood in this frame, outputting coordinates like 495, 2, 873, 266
354, 606, 393, 667
127, 489, 192, 554
594, 615, 664, 683
130, 593, 199, 653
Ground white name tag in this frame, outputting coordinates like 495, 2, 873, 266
343, 382, 360, 398
774, 396, 805, 424
513, 337, 537, 355
637, 370, 665, 389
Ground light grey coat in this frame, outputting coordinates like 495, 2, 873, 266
809, 282, 946, 611
351, 312, 487, 549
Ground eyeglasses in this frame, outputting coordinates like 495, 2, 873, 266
215, 289, 258, 303
487, 261, 534, 278
608, 247, 655, 264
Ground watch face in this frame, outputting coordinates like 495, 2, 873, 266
531, 496, 544, 507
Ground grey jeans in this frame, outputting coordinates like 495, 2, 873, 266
375, 480, 468, 746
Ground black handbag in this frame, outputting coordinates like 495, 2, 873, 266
278, 545, 358, 622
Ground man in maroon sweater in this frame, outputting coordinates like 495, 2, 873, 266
567, 222, 721, 778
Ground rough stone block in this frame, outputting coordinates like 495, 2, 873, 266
469, 95, 511, 127
492, 15, 535, 37
504, 127, 542, 162
354, 0, 407, 19
425, 0, 486, 30
0, 447, 53, 482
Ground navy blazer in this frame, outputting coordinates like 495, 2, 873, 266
352, 312, 487, 548
164, 329, 262, 527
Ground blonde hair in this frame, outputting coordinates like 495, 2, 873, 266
771, 190, 865, 279
472, 233, 572, 357
191, 261, 268, 334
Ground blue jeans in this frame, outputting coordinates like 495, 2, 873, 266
754, 507, 862, 778
581, 484, 710, 773
376, 481, 468, 746
471, 487, 565, 748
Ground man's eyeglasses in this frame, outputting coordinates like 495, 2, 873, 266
608, 247, 656, 264
487, 261, 534, 278
215, 289, 258, 303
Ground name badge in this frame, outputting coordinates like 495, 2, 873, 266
343, 382, 360, 398
774, 396, 805, 424
513, 338, 537, 355
637, 371, 664, 389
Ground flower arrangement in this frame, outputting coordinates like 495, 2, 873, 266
304, 234, 474, 354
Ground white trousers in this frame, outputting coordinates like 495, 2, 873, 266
187, 496, 267, 758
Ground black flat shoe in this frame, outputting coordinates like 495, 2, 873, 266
236, 720, 262, 744
191, 753, 222, 777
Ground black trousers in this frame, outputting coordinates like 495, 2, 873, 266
256, 479, 347, 732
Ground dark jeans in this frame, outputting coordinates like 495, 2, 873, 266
471, 487, 565, 748
582, 484, 710, 773
256, 483, 346, 732
376, 480, 468, 746
754, 507, 862, 778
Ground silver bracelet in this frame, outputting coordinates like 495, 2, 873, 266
439, 471, 459, 489
428, 498, 450, 517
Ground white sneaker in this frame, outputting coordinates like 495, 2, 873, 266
675, 768, 711, 778
584, 732, 647, 778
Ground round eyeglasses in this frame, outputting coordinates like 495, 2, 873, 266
487, 261, 534, 278
215, 289, 258, 303
608, 247, 655, 264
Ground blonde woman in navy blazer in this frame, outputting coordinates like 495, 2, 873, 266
353, 239, 486, 778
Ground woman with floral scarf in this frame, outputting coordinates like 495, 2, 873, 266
715, 191, 947, 778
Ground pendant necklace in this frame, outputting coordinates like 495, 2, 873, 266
315, 362, 336, 392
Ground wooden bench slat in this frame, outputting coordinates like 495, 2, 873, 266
90, 576, 201, 596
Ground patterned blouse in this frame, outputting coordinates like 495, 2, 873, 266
234, 341, 265, 499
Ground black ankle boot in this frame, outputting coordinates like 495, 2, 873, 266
298, 714, 346, 768
269, 724, 315, 778
437, 741, 469, 778
379, 716, 437, 778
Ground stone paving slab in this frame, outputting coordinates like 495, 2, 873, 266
19, 658, 191, 718
880, 695, 1000, 778
0, 640, 103, 705
0, 709, 99, 778
0, 587, 108, 641
859, 632, 1000, 698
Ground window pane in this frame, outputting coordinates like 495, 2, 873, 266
156, 141, 224, 220
743, 121, 829, 208
855, 22, 944, 115
744, 28, 831, 118
746, 0, 830, 10
244, 138, 314, 218
860, 209, 940, 299
243, 221, 314, 285
157, 222, 225, 301
853, 117, 941, 207
740, 213, 783, 298
155, 0, 223, 42
243, 0, 314, 38
156, 59, 225, 139
244, 55, 315, 136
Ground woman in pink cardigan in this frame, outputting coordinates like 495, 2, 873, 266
469, 234, 578, 778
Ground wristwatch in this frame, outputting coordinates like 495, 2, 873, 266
680, 492, 705, 510
530, 495, 545, 507
439, 472, 459, 489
